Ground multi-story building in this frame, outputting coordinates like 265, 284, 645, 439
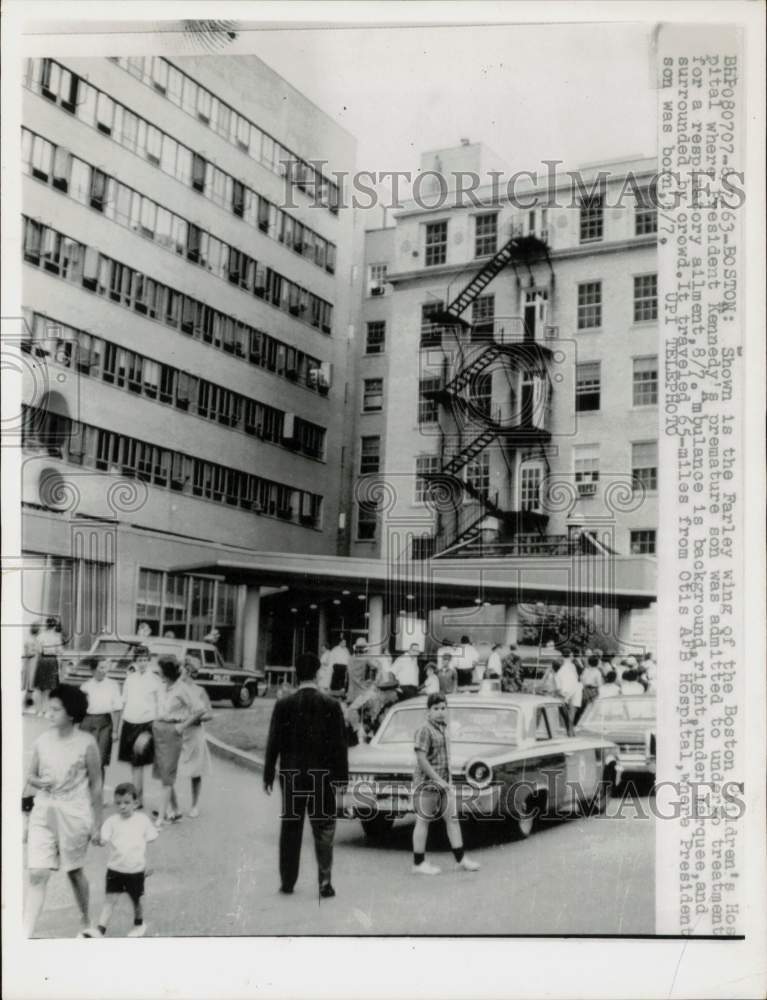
19, 54, 356, 662
352, 143, 658, 645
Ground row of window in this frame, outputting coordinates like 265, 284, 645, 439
572, 442, 658, 492
22, 131, 334, 333
136, 569, 238, 659
575, 357, 659, 411
22, 219, 330, 392
109, 55, 340, 213
26, 57, 339, 226
22, 127, 336, 281
22, 406, 324, 527
22, 311, 327, 460
417, 197, 657, 268
577, 274, 657, 329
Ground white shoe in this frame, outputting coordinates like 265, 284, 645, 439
77, 927, 102, 938
188, 807, 199, 818
127, 924, 147, 937
457, 855, 480, 872
412, 861, 441, 876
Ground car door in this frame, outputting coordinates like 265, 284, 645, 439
522, 707, 569, 811
547, 703, 599, 806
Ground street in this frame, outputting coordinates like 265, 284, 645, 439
24, 714, 654, 937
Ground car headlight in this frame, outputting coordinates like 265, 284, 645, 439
465, 758, 493, 789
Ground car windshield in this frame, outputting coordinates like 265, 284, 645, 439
93, 641, 137, 656
585, 699, 655, 723
377, 706, 519, 745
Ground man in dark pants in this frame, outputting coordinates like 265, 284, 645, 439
264, 652, 349, 898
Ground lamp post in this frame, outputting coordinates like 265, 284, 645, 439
535, 601, 546, 692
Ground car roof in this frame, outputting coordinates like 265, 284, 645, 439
93, 635, 217, 652
388, 693, 557, 710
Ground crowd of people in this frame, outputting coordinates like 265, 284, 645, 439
309, 634, 657, 744
22, 646, 213, 938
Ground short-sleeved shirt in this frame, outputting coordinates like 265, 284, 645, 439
413, 719, 450, 785
121, 669, 163, 723
101, 812, 158, 873
82, 677, 122, 715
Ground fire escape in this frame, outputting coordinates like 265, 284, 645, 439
422, 228, 557, 557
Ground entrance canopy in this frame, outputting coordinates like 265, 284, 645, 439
171, 551, 656, 610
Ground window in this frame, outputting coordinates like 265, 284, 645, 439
363, 378, 384, 412
415, 455, 440, 503
360, 323, 385, 358
635, 191, 658, 235
368, 263, 388, 295
418, 379, 439, 424
577, 281, 602, 330
632, 356, 658, 406
575, 362, 601, 412
357, 500, 379, 541
632, 441, 658, 492
579, 194, 603, 242
471, 294, 495, 338
424, 220, 448, 266
466, 452, 490, 499
574, 444, 600, 495
630, 529, 656, 555
633, 274, 658, 322
520, 465, 542, 511
360, 436, 381, 474
475, 212, 497, 257
420, 301, 445, 347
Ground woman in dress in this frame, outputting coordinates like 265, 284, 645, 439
33, 617, 63, 717
24, 684, 103, 938
151, 657, 196, 825
179, 656, 213, 817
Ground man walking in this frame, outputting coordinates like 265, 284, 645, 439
264, 652, 348, 898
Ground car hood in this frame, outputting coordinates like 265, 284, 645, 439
579, 723, 653, 744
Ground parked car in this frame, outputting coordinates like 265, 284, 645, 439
340, 692, 619, 840
60, 635, 265, 707
576, 694, 656, 785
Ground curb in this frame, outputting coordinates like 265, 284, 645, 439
205, 732, 265, 773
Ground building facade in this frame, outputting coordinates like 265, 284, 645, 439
20, 53, 357, 661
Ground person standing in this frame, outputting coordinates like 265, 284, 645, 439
317, 643, 332, 691
554, 650, 583, 727
328, 637, 351, 697
152, 657, 196, 825
179, 656, 213, 817
579, 655, 604, 720
33, 617, 63, 717
485, 643, 503, 679
411, 693, 480, 876
452, 635, 479, 687
501, 645, 524, 693
22, 623, 41, 712
117, 646, 162, 809
437, 652, 458, 695
24, 685, 102, 938
390, 643, 421, 700
348, 639, 378, 703
80, 657, 122, 789
264, 652, 348, 898
436, 638, 456, 672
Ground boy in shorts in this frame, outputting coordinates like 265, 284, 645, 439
95, 782, 158, 937
411, 693, 480, 876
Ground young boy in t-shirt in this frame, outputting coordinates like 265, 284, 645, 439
95, 782, 158, 937
411, 693, 480, 876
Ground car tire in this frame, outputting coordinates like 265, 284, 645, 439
507, 791, 539, 840
360, 815, 395, 839
232, 683, 254, 709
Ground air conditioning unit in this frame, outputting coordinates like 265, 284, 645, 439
370, 284, 385, 297
577, 482, 598, 497
544, 325, 559, 340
